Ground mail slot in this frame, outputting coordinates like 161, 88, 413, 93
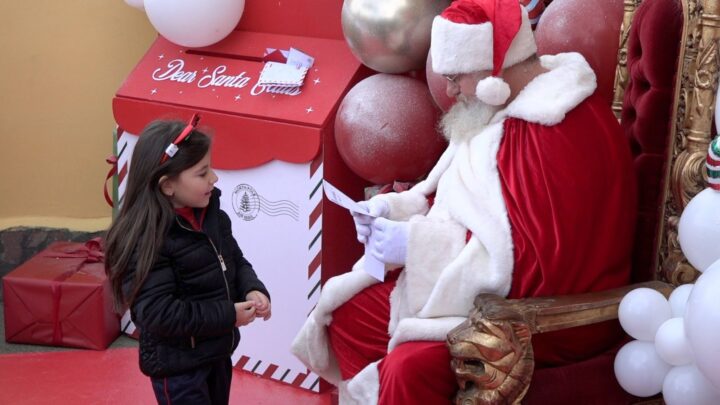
112, 28, 368, 391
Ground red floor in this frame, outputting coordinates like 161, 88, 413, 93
0, 348, 333, 404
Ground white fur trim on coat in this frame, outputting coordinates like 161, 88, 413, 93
343, 361, 380, 405
401, 216, 467, 316
420, 122, 515, 311
498, 52, 597, 125
375, 142, 459, 221
388, 317, 466, 351
386, 123, 514, 347
313, 260, 379, 323
376, 190, 429, 221
290, 314, 342, 384
431, 7, 537, 75
290, 263, 379, 384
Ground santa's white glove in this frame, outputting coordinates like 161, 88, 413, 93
352, 198, 390, 244
368, 217, 409, 265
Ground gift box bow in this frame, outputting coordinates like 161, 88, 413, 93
39, 238, 105, 282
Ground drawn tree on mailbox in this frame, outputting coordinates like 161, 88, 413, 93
240, 192, 251, 213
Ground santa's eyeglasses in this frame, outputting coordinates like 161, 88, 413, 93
443, 74, 459, 85
160, 113, 201, 164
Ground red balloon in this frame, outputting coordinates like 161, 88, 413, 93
335, 74, 447, 185
425, 52, 456, 112
534, 0, 623, 105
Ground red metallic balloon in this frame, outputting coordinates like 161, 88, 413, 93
534, 0, 623, 105
335, 74, 447, 185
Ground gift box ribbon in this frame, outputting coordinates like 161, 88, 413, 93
40, 238, 106, 345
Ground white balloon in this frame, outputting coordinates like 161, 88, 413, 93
124, 0, 144, 10
619, 288, 672, 341
685, 262, 720, 390
663, 365, 720, 405
668, 283, 694, 317
678, 188, 720, 272
654, 318, 694, 366
144, 0, 245, 48
614, 340, 671, 397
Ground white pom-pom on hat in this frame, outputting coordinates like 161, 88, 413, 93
475, 76, 511, 106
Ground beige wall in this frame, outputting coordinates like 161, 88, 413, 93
0, 2, 156, 231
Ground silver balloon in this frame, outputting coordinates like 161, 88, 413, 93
341, 0, 451, 73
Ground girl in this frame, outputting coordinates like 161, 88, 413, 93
105, 116, 271, 405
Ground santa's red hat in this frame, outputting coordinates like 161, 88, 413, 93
431, 0, 536, 106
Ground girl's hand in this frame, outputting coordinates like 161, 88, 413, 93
246, 291, 272, 321
234, 301, 257, 326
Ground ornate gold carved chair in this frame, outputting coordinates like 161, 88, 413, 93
447, 0, 720, 403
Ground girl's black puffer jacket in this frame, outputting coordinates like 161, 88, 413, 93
125, 188, 269, 377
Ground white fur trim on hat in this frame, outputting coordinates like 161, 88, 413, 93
431, 6, 537, 75
475, 76, 511, 105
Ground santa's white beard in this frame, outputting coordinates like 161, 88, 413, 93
439, 99, 499, 143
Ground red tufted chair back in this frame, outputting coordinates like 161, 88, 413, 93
536, 0, 683, 285
622, 0, 684, 283
520, 0, 685, 403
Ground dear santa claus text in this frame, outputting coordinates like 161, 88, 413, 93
152, 59, 272, 95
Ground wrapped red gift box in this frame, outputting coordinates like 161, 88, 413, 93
2, 239, 120, 350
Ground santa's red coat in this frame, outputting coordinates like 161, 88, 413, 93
499, 93, 635, 366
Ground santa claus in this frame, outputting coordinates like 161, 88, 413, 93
292, 0, 636, 403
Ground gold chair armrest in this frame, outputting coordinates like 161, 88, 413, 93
446, 281, 673, 405
497, 280, 673, 334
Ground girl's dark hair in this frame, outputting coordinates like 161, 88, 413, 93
104, 119, 211, 313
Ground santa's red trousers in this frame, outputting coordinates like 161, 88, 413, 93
327, 270, 457, 405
